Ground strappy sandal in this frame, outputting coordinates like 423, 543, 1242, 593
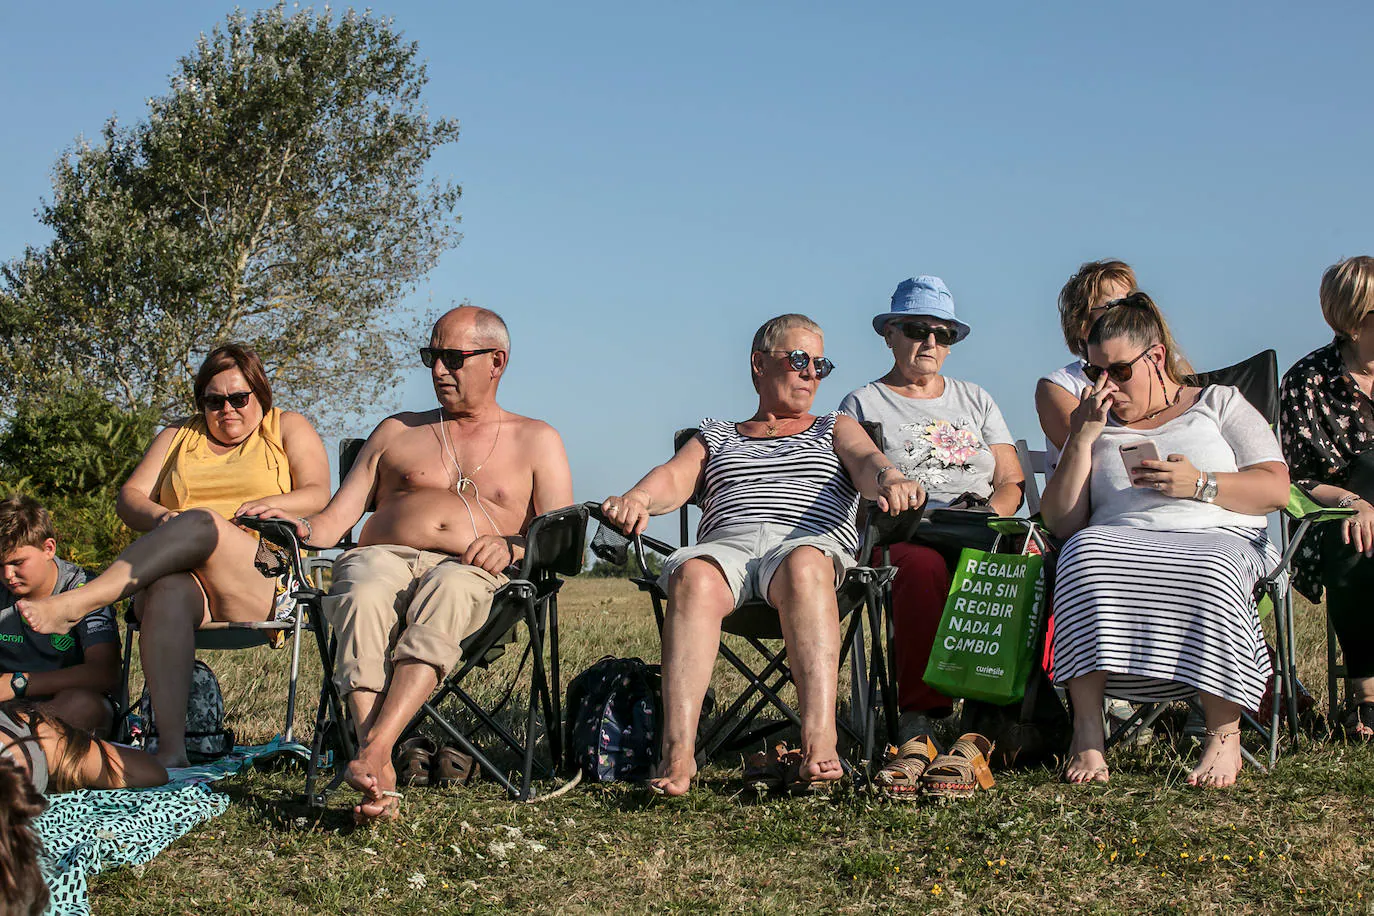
395, 736, 437, 787
921, 733, 996, 799
742, 743, 793, 793
431, 745, 479, 787
873, 736, 938, 800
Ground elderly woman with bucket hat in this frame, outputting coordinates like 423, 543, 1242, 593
838, 276, 1025, 792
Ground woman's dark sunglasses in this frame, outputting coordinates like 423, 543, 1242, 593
420, 347, 498, 369
201, 391, 252, 411
895, 322, 958, 347
764, 349, 835, 379
1082, 348, 1152, 384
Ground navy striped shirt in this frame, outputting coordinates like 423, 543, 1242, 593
696, 413, 860, 552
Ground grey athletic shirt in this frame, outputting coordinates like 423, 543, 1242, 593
838, 378, 1015, 508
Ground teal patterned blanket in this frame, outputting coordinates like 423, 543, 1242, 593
36, 738, 308, 916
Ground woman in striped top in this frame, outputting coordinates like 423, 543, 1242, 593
1042, 293, 1290, 789
601, 314, 925, 796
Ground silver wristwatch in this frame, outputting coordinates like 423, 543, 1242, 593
1192, 472, 1218, 504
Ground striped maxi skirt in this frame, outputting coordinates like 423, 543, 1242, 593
1049, 525, 1277, 712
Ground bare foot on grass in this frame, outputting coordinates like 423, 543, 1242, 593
17, 593, 90, 636
647, 756, 696, 797
1187, 729, 1242, 789
346, 748, 400, 823
1064, 731, 1109, 785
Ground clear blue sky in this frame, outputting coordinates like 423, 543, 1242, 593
3, 2, 1372, 538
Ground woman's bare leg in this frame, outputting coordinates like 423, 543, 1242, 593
136, 575, 208, 769
651, 559, 734, 796
19, 510, 222, 634
767, 547, 843, 785
1065, 672, 1110, 783
133, 512, 276, 768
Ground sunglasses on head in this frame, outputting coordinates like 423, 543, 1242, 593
763, 349, 835, 380
420, 347, 498, 370
201, 391, 252, 412
1081, 347, 1155, 384
894, 321, 959, 347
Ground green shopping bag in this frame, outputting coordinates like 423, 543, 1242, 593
922, 539, 1046, 705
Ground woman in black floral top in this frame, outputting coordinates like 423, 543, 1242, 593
1280, 255, 1374, 739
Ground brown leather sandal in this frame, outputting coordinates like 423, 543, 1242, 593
742, 743, 799, 793
921, 733, 996, 799
395, 736, 437, 787
873, 736, 938, 800
431, 745, 479, 788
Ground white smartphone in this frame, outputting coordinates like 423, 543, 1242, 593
1119, 440, 1161, 475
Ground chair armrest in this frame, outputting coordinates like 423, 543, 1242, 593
517, 504, 591, 580
584, 502, 675, 579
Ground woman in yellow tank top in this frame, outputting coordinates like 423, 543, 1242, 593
19, 345, 329, 767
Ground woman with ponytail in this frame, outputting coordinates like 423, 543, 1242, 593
1040, 293, 1289, 789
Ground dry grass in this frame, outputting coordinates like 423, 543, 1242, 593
93, 579, 1374, 915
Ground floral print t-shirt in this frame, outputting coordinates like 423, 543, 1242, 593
838, 377, 1015, 508
1280, 339, 1374, 601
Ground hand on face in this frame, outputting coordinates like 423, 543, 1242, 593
1130, 454, 1199, 498
1070, 373, 1116, 444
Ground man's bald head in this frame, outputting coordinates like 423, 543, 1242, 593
431, 306, 511, 353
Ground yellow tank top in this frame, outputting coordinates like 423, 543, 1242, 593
153, 407, 294, 520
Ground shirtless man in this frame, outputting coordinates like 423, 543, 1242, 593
244, 306, 573, 822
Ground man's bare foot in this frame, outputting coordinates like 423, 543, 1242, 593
647, 757, 696, 797
16, 593, 90, 636
1187, 727, 1242, 789
346, 749, 400, 822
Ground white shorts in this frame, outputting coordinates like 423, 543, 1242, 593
658, 522, 856, 609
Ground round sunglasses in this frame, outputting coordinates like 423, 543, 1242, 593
762, 349, 835, 379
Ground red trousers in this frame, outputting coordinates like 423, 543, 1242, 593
887, 541, 955, 715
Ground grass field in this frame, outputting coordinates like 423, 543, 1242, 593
90, 578, 1374, 915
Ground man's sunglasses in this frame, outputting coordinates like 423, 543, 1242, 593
763, 349, 835, 380
1082, 348, 1153, 384
895, 322, 959, 347
420, 347, 498, 369
201, 391, 252, 411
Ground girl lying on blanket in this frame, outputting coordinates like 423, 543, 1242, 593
0, 754, 47, 916
0, 701, 167, 796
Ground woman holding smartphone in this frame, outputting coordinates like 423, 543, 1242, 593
1041, 293, 1289, 789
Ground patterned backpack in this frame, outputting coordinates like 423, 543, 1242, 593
563, 656, 661, 783
138, 660, 235, 763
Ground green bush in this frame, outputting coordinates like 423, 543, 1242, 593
0, 386, 157, 568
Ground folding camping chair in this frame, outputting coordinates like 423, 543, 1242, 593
241, 497, 587, 804
1002, 350, 1353, 770
116, 555, 313, 756
585, 423, 917, 779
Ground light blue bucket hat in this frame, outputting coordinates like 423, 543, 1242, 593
870, 276, 971, 342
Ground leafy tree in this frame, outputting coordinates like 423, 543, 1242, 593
0, 4, 461, 428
